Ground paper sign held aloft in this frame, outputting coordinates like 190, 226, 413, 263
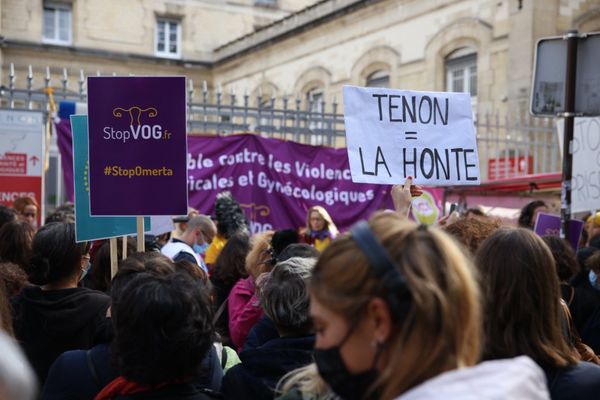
343, 86, 480, 186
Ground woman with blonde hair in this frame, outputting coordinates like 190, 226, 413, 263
301, 206, 338, 252
228, 231, 274, 352
279, 212, 549, 400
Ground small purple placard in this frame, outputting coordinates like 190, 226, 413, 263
533, 212, 584, 250
87, 77, 188, 216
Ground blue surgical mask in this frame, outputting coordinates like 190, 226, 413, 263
589, 270, 600, 291
193, 242, 209, 254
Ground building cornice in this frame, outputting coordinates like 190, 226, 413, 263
3, 0, 404, 69
2, 39, 213, 68
213, 0, 382, 65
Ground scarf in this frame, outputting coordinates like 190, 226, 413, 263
309, 230, 332, 241
95, 376, 184, 400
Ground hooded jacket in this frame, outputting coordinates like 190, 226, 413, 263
222, 335, 315, 400
228, 276, 263, 352
395, 356, 550, 400
11, 286, 110, 384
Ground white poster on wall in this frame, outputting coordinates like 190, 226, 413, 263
556, 117, 600, 213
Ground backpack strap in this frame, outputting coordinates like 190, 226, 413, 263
212, 298, 229, 326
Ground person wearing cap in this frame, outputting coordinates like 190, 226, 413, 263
161, 216, 212, 273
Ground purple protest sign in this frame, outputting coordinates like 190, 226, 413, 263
87, 77, 187, 216
187, 133, 394, 232
534, 212, 584, 250
55, 119, 74, 202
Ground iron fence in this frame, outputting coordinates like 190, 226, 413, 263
0, 64, 558, 179
475, 112, 559, 180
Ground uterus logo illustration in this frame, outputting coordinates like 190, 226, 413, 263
112, 106, 158, 126
104, 106, 170, 142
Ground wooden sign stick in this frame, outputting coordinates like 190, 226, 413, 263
109, 237, 118, 279
137, 217, 145, 252
122, 236, 127, 260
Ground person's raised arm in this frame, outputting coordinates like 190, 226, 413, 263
391, 176, 423, 218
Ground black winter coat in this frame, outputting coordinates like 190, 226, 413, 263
544, 361, 600, 400
222, 335, 314, 400
11, 286, 110, 384
42, 343, 224, 399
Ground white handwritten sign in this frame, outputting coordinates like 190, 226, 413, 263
343, 86, 480, 185
557, 117, 600, 213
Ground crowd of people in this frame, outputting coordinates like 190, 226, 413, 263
0, 183, 600, 400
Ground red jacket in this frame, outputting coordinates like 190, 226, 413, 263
228, 277, 263, 352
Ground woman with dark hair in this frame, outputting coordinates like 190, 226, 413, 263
204, 193, 249, 267
10, 222, 110, 385
518, 200, 548, 228
42, 252, 224, 399
0, 219, 35, 272
543, 236, 600, 334
210, 233, 251, 345
84, 237, 137, 293
95, 270, 218, 399
477, 228, 600, 399
271, 229, 300, 259
580, 252, 600, 354
0, 205, 17, 230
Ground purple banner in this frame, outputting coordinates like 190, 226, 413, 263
56, 119, 74, 203
55, 124, 445, 231
534, 212, 584, 250
87, 77, 188, 216
187, 134, 393, 232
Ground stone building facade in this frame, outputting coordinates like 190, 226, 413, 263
2, 0, 598, 114
0, 0, 318, 87
212, 0, 600, 117
1, 0, 599, 206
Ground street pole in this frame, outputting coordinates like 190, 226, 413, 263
560, 29, 578, 240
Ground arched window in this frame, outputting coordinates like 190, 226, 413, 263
366, 70, 390, 88
306, 86, 325, 144
306, 87, 324, 115
445, 48, 477, 97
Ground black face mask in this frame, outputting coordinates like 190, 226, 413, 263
313, 332, 381, 400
